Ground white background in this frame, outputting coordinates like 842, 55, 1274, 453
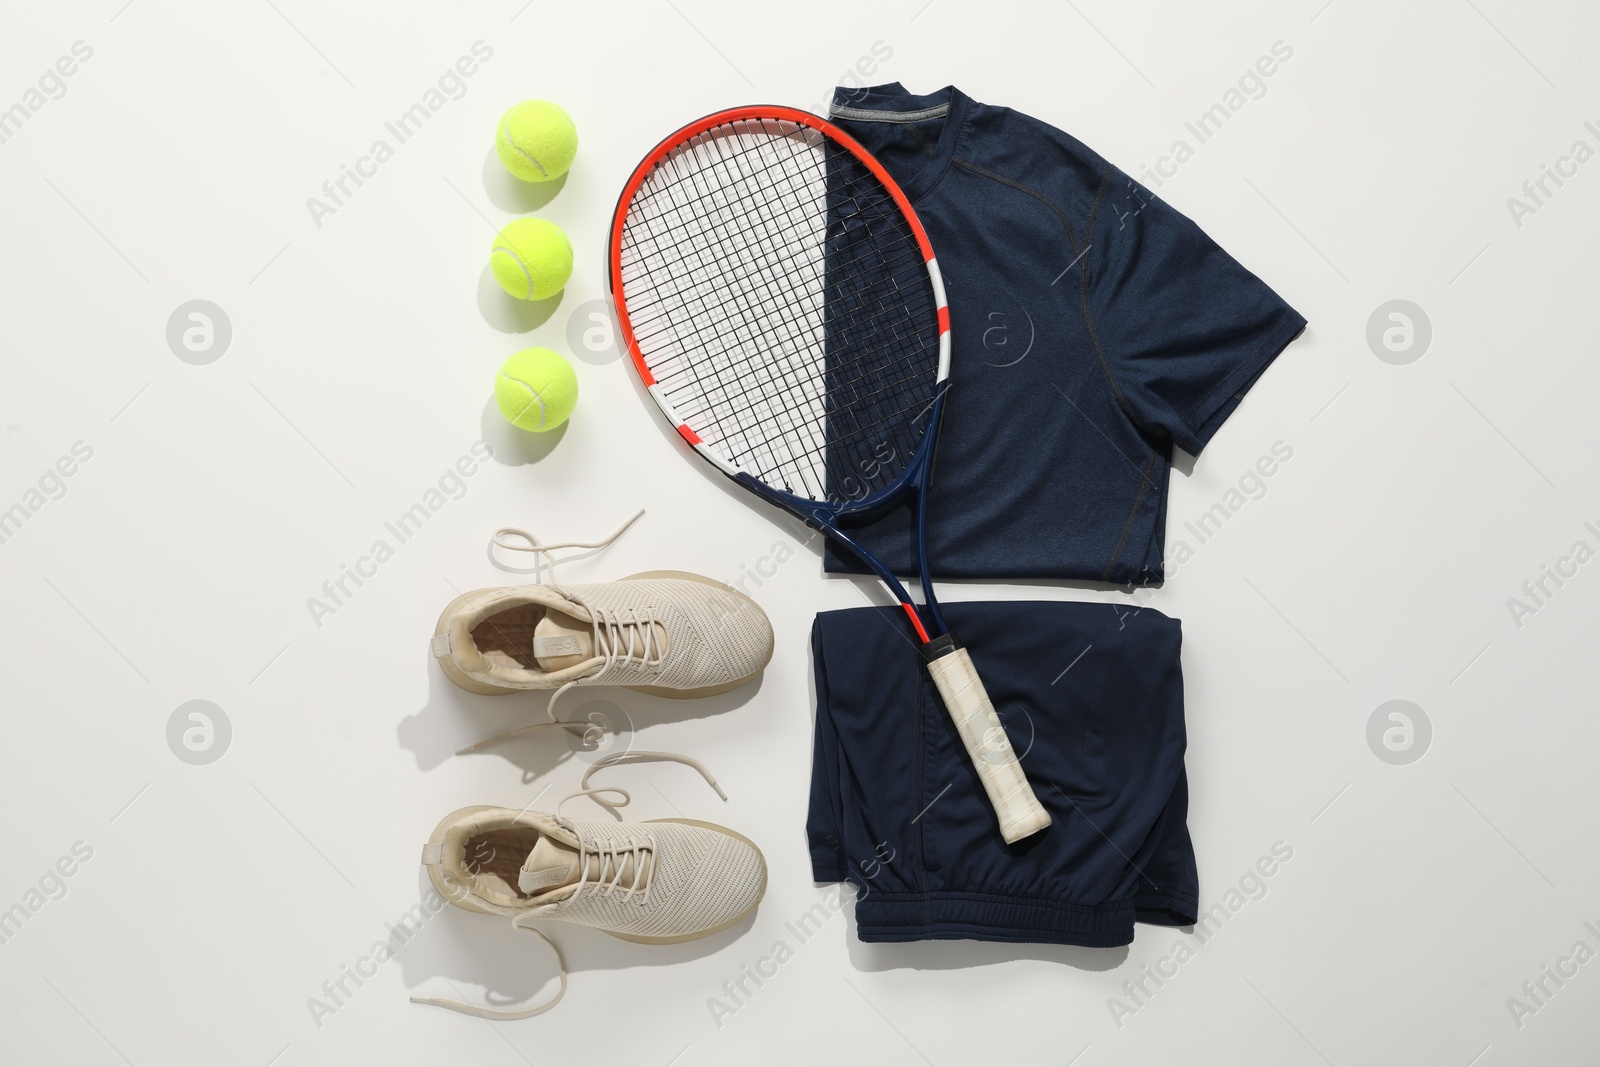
2, 1, 1597, 1063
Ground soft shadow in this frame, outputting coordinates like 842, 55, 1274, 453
478, 264, 564, 333
397, 656, 766, 779
482, 146, 567, 213
829, 884, 1130, 972
844, 927, 1130, 972
398, 866, 757, 1014
480, 396, 567, 466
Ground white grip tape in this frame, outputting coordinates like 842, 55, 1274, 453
925, 645, 1052, 844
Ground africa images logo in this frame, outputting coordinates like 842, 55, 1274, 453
979, 293, 1035, 368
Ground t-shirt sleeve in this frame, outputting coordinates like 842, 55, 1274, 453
1084, 171, 1306, 456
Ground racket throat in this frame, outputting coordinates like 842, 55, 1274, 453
901, 602, 932, 644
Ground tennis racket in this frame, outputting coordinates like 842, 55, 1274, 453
608, 106, 1051, 844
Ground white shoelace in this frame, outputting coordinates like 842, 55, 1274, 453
458, 511, 659, 756
489, 508, 644, 591
456, 606, 667, 755
561, 815, 656, 905
409, 751, 724, 1021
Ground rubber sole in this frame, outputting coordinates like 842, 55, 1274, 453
431, 573, 773, 699
422, 808, 769, 942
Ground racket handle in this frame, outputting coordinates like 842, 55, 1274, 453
923, 639, 1052, 844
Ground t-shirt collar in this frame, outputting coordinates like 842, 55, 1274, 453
827, 83, 966, 202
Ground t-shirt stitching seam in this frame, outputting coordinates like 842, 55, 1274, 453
949, 158, 1156, 580
947, 158, 1133, 416
904, 122, 941, 158
1075, 167, 1140, 423
1102, 448, 1158, 582
950, 155, 1084, 256
1082, 167, 1162, 581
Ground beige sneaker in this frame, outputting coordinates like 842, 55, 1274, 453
432, 514, 774, 752
412, 754, 767, 1020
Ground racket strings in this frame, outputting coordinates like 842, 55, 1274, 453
641, 134, 839, 491
628, 126, 929, 465
630, 127, 835, 479
618, 117, 939, 502
654, 267, 931, 464
631, 145, 925, 418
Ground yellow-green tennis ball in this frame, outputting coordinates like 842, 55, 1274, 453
496, 347, 577, 432
496, 100, 577, 183
490, 218, 573, 301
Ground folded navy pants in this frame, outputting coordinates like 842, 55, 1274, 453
808, 600, 1197, 946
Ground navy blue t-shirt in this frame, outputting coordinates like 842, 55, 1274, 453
823, 84, 1307, 585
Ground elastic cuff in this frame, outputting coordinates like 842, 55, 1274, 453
854, 890, 1138, 947
1134, 892, 1198, 928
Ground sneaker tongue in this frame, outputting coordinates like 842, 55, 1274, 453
534, 606, 670, 671
518, 834, 649, 896
518, 836, 581, 894
533, 609, 593, 671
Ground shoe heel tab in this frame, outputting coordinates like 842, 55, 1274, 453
430, 633, 452, 659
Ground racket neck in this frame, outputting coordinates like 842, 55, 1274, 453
913, 386, 950, 638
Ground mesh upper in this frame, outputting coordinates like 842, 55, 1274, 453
449, 577, 771, 693
559, 578, 772, 690
544, 816, 765, 938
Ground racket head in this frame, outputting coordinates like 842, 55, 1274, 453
608, 105, 951, 519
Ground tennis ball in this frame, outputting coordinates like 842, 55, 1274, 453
496, 347, 577, 432
490, 218, 573, 301
495, 100, 577, 183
